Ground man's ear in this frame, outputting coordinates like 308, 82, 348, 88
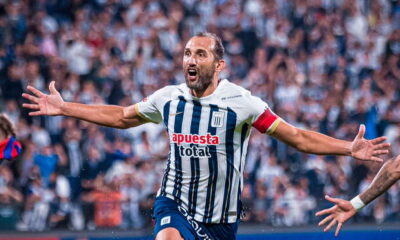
216, 59, 225, 72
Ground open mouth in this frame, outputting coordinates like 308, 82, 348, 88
187, 69, 198, 80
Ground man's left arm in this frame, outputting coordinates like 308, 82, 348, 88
270, 121, 390, 162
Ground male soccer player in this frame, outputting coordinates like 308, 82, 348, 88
316, 155, 400, 237
22, 32, 390, 240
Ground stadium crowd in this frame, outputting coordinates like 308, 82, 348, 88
0, 0, 400, 231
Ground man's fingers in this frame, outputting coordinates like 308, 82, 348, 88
324, 219, 337, 232
22, 103, 40, 110
369, 156, 384, 163
318, 215, 333, 226
370, 136, 388, 144
316, 208, 332, 216
28, 111, 43, 116
372, 150, 389, 155
49, 81, 58, 95
335, 222, 343, 237
22, 93, 39, 103
356, 124, 365, 139
325, 195, 341, 204
27, 85, 45, 97
373, 142, 391, 150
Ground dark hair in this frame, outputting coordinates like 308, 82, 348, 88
194, 32, 224, 61
0, 114, 16, 138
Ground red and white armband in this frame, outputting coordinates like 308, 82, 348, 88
252, 108, 281, 134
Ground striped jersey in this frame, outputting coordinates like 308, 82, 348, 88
0, 136, 22, 160
136, 79, 281, 223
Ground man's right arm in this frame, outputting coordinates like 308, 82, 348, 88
61, 102, 149, 129
22, 81, 149, 129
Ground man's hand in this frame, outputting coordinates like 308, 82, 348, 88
351, 124, 390, 163
315, 195, 357, 237
22, 81, 65, 116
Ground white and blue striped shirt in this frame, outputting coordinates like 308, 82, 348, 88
136, 79, 281, 223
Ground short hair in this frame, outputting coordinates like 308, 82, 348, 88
0, 114, 16, 138
194, 32, 224, 61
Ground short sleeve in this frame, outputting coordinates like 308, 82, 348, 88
135, 88, 167, 124
245, 92, 282, 135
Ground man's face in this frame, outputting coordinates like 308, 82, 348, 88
183, 37, 218, 92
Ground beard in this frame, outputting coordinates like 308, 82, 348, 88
184, 64, 216, 93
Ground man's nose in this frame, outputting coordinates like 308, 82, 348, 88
187, 56, 197, 65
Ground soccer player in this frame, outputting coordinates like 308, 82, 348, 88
22, 32, 390, 240
0, 114, 22, 163
316, 155, 400, 237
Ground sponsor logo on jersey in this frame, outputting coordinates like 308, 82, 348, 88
179, 145, 211, 157
171, 133, 219, 145
172, 133, 219, 158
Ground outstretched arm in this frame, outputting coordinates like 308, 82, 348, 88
315, 155, 400, 236
270, 121, 390, 162
359, 155, 400, 204
22, 81, 149, 129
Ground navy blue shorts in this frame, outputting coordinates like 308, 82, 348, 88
153, 196, 239, 240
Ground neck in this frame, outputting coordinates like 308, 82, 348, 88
191, 76, 220, 98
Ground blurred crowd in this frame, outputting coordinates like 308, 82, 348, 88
0, 0, 400, 231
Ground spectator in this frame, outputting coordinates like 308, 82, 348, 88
33, 145, 58, 187
0, 166, 22, 230
82, 176, 126, 228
